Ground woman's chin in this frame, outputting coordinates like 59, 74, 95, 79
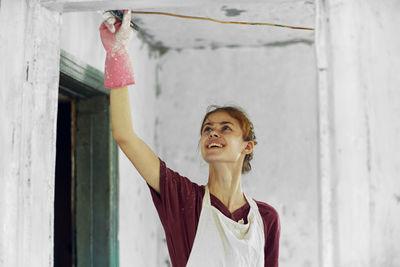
203, 155, 222, 164
203, 155, 233, 165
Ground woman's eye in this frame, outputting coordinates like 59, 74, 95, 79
203, 127, 212, 133
222, 126, 231, 131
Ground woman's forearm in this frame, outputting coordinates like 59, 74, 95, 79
110, 86, 135, 140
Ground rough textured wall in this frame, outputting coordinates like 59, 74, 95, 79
61, 12, 105, 68
318, 0, 400, 266
117, 39, 162, 267
364, 3, 400, 264
154, 44, 318, 266
0, 1, 61, 266
61, 12, 161, 267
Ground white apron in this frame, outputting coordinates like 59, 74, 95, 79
186, 184, 265, 267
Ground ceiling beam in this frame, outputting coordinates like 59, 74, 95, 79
40, 0, 260, 12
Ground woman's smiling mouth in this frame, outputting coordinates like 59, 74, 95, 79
207, 142, 225, 149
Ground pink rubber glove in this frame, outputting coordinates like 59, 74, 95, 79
100, 10, 135, 89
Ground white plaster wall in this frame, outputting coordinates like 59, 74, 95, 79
154, 44, 318, 267
116, 45, 161, 267
60, 12, 106, 69
318, 1, 400, 266
364, 3, 400, 263
0, 1, 61, 266
61, 12, 161, 267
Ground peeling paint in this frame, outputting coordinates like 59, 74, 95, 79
136, 30, 169, 58
155, 64, 162, 97
210, 42, 221, 50
221, 5, 247, 17
12, 126, 15, 146
263, 39, 314, 47
364, 85, 372, 173
164, 259, 172, 267
26, 62, 29, 81
175, 38, 313, 51
225, 44, 240, 49
154, 116, 160, 154
133, 17, 144, 26
395, 194, 400, 204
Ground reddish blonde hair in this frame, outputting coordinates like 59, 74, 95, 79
200, 105, 257, 174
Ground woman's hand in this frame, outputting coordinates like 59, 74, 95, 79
99, 10, 135, 89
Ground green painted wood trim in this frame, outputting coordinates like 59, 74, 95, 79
59, 49, 108, 98
75, 95, 119, 267
108, 107, 119, 266
59, 52, 118, 267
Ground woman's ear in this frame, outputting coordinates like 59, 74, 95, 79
243, 141, 254, 155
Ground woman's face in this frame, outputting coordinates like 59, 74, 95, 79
200, 111, 253, 166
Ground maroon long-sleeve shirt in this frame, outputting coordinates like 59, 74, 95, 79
147, 159, 280, 267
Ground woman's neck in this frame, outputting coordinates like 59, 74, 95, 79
207, 163, 247, 213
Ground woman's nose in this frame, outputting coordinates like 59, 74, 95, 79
209, 130, 219, 137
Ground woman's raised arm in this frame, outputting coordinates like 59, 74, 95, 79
101, 10, 160, 193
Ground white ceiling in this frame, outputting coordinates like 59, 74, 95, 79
129, 1, 315, 50
47, 0, 315, 51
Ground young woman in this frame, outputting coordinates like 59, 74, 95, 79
100, 10, 280, 267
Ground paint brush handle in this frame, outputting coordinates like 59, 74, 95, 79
106, 10, 140, 31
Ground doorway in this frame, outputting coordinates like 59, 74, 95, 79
53, 50, 119, 267
54, 98, 73, 267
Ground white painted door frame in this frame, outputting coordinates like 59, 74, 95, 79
0, 1, 61, 267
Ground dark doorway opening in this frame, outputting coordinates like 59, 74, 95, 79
53, 50, 119, 267
54, 100, 73, 267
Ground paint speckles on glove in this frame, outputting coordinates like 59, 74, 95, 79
99, 10, 135, 89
